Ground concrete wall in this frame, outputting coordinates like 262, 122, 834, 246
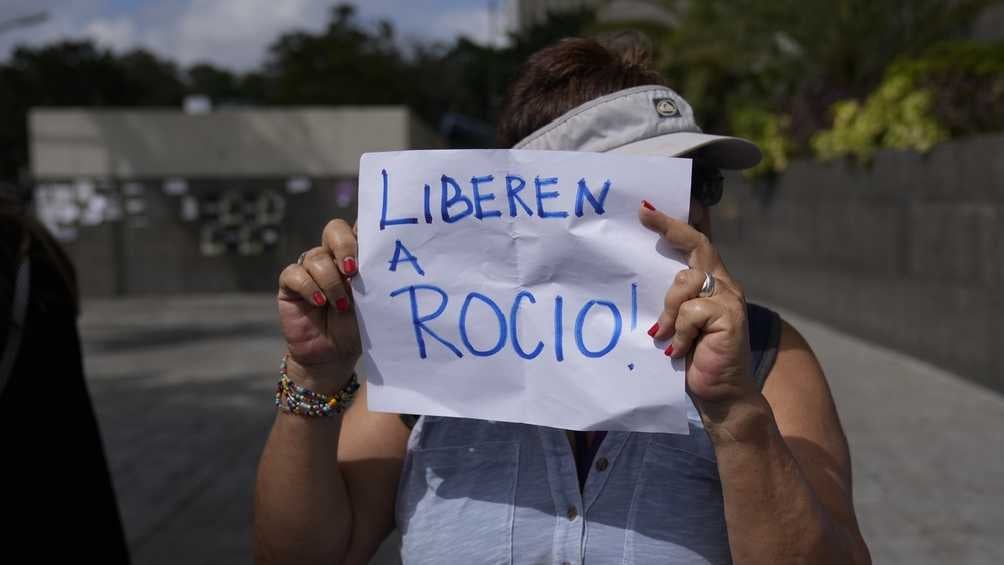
712, 134, 1004, 393
29, 105, 446, 298
57, 177, 356, 296
30, 106, 440, 178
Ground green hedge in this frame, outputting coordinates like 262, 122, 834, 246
812, 41, 1004, 163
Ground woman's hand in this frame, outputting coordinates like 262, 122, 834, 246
639, 201, 759, 420
276, 219, 361, 393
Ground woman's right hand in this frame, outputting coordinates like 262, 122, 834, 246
277, 219, 361, 393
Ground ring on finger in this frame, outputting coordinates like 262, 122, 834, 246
296, 251, 307, 265
698, 271, 717, 298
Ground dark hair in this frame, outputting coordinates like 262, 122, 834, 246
496, 33, 665, 148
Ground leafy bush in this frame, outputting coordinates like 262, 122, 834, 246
905, 41, 1004, 135
729, 106, 794, 177
812, 41, 1003, 163
811, 74, 948, 162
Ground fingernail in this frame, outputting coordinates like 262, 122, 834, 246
342, 257, 357, 275
647, 323, 660, 337
642, 200, 656, 211
312, 291, 326, 306
335, 297, 349, 312
664, 344, 674, 356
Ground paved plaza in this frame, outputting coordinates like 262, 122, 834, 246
78, 294, 1004, 564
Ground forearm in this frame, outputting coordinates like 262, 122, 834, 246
254, 411, 353, 564
704, 396, 869, 565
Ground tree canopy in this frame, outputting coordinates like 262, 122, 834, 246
1, 1, 1000, 184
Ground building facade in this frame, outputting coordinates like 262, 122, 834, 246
29, 106, 444, 296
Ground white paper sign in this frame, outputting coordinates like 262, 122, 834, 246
353, 149, 692, 433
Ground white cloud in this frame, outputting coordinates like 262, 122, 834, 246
172, 0, 330, 69
0, 0, 507, 70
0, 0, 330, 69
83, 16, 136, 51
0, 0, 101, 57
430, 3, 512, 47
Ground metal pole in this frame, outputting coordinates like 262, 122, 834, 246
0, 11, 49, 35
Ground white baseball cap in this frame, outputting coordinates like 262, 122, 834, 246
513, 84, 762, 170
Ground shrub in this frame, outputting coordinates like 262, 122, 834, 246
812, 41, 1003, 163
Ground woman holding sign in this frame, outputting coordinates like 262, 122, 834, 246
256, 36, 870, 565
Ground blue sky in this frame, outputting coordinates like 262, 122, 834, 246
0, 0, 513, 70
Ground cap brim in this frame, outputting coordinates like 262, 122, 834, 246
609, 131, 762, 170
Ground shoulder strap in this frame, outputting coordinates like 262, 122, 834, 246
400, 413, 419, 430
0, 256, 31, 398
746, 302, 782, 391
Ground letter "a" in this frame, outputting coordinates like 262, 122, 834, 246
388, 239, 425, 276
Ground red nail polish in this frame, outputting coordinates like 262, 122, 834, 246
647, 323, 660, 337
342, 257, 357, 275
312, 291, 326, 306
664, 344, 674, 356
335, 297, 349, 312
642, 200, 656, 211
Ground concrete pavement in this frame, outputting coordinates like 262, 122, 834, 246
80, 294, 279, 565
78, 294, 1003, 564
780, 306, 1004, 565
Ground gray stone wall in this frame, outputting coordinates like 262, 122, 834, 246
51, 177, 356, 296
712, 134, 1004, 392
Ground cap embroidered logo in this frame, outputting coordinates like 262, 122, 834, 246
654, 98, 679, 117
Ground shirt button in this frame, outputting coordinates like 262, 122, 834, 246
595, 456, 609, 471
566, 505, 578, 521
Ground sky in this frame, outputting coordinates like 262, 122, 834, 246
0, 0, 514, 70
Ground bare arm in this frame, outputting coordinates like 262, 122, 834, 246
707, 321, 870, 565
255, 381, 409, 564
640, 204, 869, 564
254, 219, 410, 564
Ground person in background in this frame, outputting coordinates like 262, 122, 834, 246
0, 189, 131, 562
255, 35, 871, 565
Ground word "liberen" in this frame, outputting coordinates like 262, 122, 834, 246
379, 169, 613, 229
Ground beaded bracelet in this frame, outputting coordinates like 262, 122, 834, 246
274, 354, 360, 417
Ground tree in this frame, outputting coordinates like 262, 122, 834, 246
659, 0, 1001, 141
255, 3, 595, 145
0, 3, 596, 184
261, 4, 408, 105
0, 41, 186, 183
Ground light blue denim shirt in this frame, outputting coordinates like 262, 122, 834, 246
395, 303, 780, 564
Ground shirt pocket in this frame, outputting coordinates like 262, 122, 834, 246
398, 441, 519, 565
623, 436, 732, 565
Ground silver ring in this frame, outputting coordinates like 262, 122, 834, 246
296, 252, 307, 265
698, 271, 716, 298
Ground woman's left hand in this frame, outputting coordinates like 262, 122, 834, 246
639, 202, 758, 414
